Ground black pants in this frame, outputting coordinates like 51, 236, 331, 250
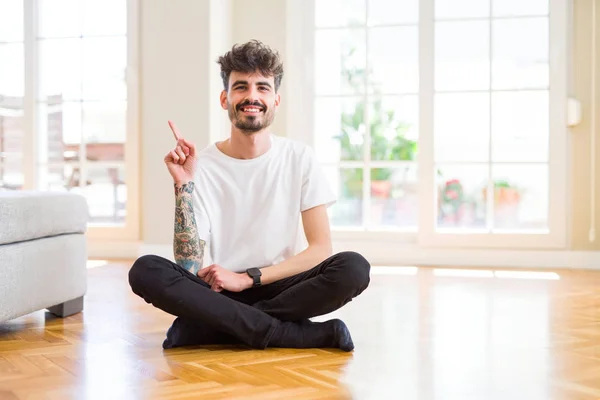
128, 251, 370, 349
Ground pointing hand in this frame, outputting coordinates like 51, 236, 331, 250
164, 120, 197, 185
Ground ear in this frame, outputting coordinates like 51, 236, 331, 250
274, 93, 281, 107
220, 90, 228, 110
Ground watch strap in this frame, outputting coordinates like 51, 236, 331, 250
246, 268, 262, 287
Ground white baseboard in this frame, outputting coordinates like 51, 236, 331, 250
332, 240, 600, 270
88, 240, 600, 270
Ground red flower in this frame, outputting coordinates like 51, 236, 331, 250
446, 190, 458, 199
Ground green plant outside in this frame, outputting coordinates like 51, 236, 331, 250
332, 45, 520, 210
336, 96, 418, 197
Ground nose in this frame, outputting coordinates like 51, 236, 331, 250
245, 86, 261, 103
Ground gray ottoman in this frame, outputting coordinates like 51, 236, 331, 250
0, 191, 89, 323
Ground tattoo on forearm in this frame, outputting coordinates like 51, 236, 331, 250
173, 181, 205, 275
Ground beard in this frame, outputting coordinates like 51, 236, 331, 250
228, 100, 276, 135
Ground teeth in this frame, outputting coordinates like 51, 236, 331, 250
242, 107, 261, 113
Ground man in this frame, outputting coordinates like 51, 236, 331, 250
128, 40, 370, 352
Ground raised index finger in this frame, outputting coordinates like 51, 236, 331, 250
168, 120, 181, 141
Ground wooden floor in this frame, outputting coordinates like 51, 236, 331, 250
1, 262, 599, 400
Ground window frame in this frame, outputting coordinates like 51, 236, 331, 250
17, 0, 140, 242
286, 0, 570, 250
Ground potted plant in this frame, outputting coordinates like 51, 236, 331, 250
332, 46, 418, 225
437, 178, 463, 224
335, 97, 417, 198
480, 180, 521, 205
333, 95, 417, 226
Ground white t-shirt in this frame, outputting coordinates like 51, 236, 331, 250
191, 134, 336, 273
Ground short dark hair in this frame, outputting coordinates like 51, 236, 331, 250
217, 40, 284, 92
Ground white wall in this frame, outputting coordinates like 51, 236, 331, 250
231, 0, 288, 137
139, 0, 291, 252
140, 0, 231, 247
209, 0, 233, 144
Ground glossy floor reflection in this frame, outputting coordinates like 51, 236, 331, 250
0, 262, 599, 400
325, 266, 600, 400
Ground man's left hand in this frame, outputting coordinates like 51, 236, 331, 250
197, 264, 253, 292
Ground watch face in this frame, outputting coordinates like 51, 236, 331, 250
248, 268, 261, 277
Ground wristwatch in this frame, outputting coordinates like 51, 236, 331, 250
246, 267, 262, 287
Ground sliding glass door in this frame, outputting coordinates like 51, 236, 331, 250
309, 0, 567, 249
0, 0, 139, 241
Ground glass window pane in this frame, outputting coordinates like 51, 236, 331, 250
0, 156, 23, 190
39, 38, 82, 101
492, 91, 548, 162
371, 165, 418, 229
0, 101, 24, 159
325, 167, 363, 227
38, 0, 82, 38
369, 27, 418, 94
83, 0, 127, 36
38, 101, 82, 163
492, 165, 548, 231
492, 0, 548, 17
368, 0, 418, 25
84, 101, 126, 161
436, 164, 487, 230
82, 37, 127, 100
492, 18, 548, 90
85, 165, 126, 224
39, 164, 79, 192
371, 95, 418, 161
435, 21, 490, 91
0, 0, 24, 42
435, 0, 489, 19
315, 29, 366, 96
315, 97, 365, 162
434, 93, 489, 162
315, 0, 365, 28
0, 43, 24, 98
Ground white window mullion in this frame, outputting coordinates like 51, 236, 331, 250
338, 160, 420, 168
78, 1, 87, 191
45, 160, 125, 169
22, 0, 38, 190
363, 5, 371, 230
417, 0, 435, 243
124, 0, 141, 240
78, 100, 87, 191
77, 0, 86, 191
486, 0, 494, 232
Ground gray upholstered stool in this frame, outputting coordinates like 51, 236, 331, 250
0, 191, 89, 322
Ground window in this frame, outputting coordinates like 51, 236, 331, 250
313, 0, 420, 232
307, 0, 568, 248
0, 0, 25, 190
0, 0, 138, 240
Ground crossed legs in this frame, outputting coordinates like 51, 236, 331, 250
128, 251, 370, 351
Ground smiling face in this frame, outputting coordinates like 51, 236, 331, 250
220, 70, 281, 135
